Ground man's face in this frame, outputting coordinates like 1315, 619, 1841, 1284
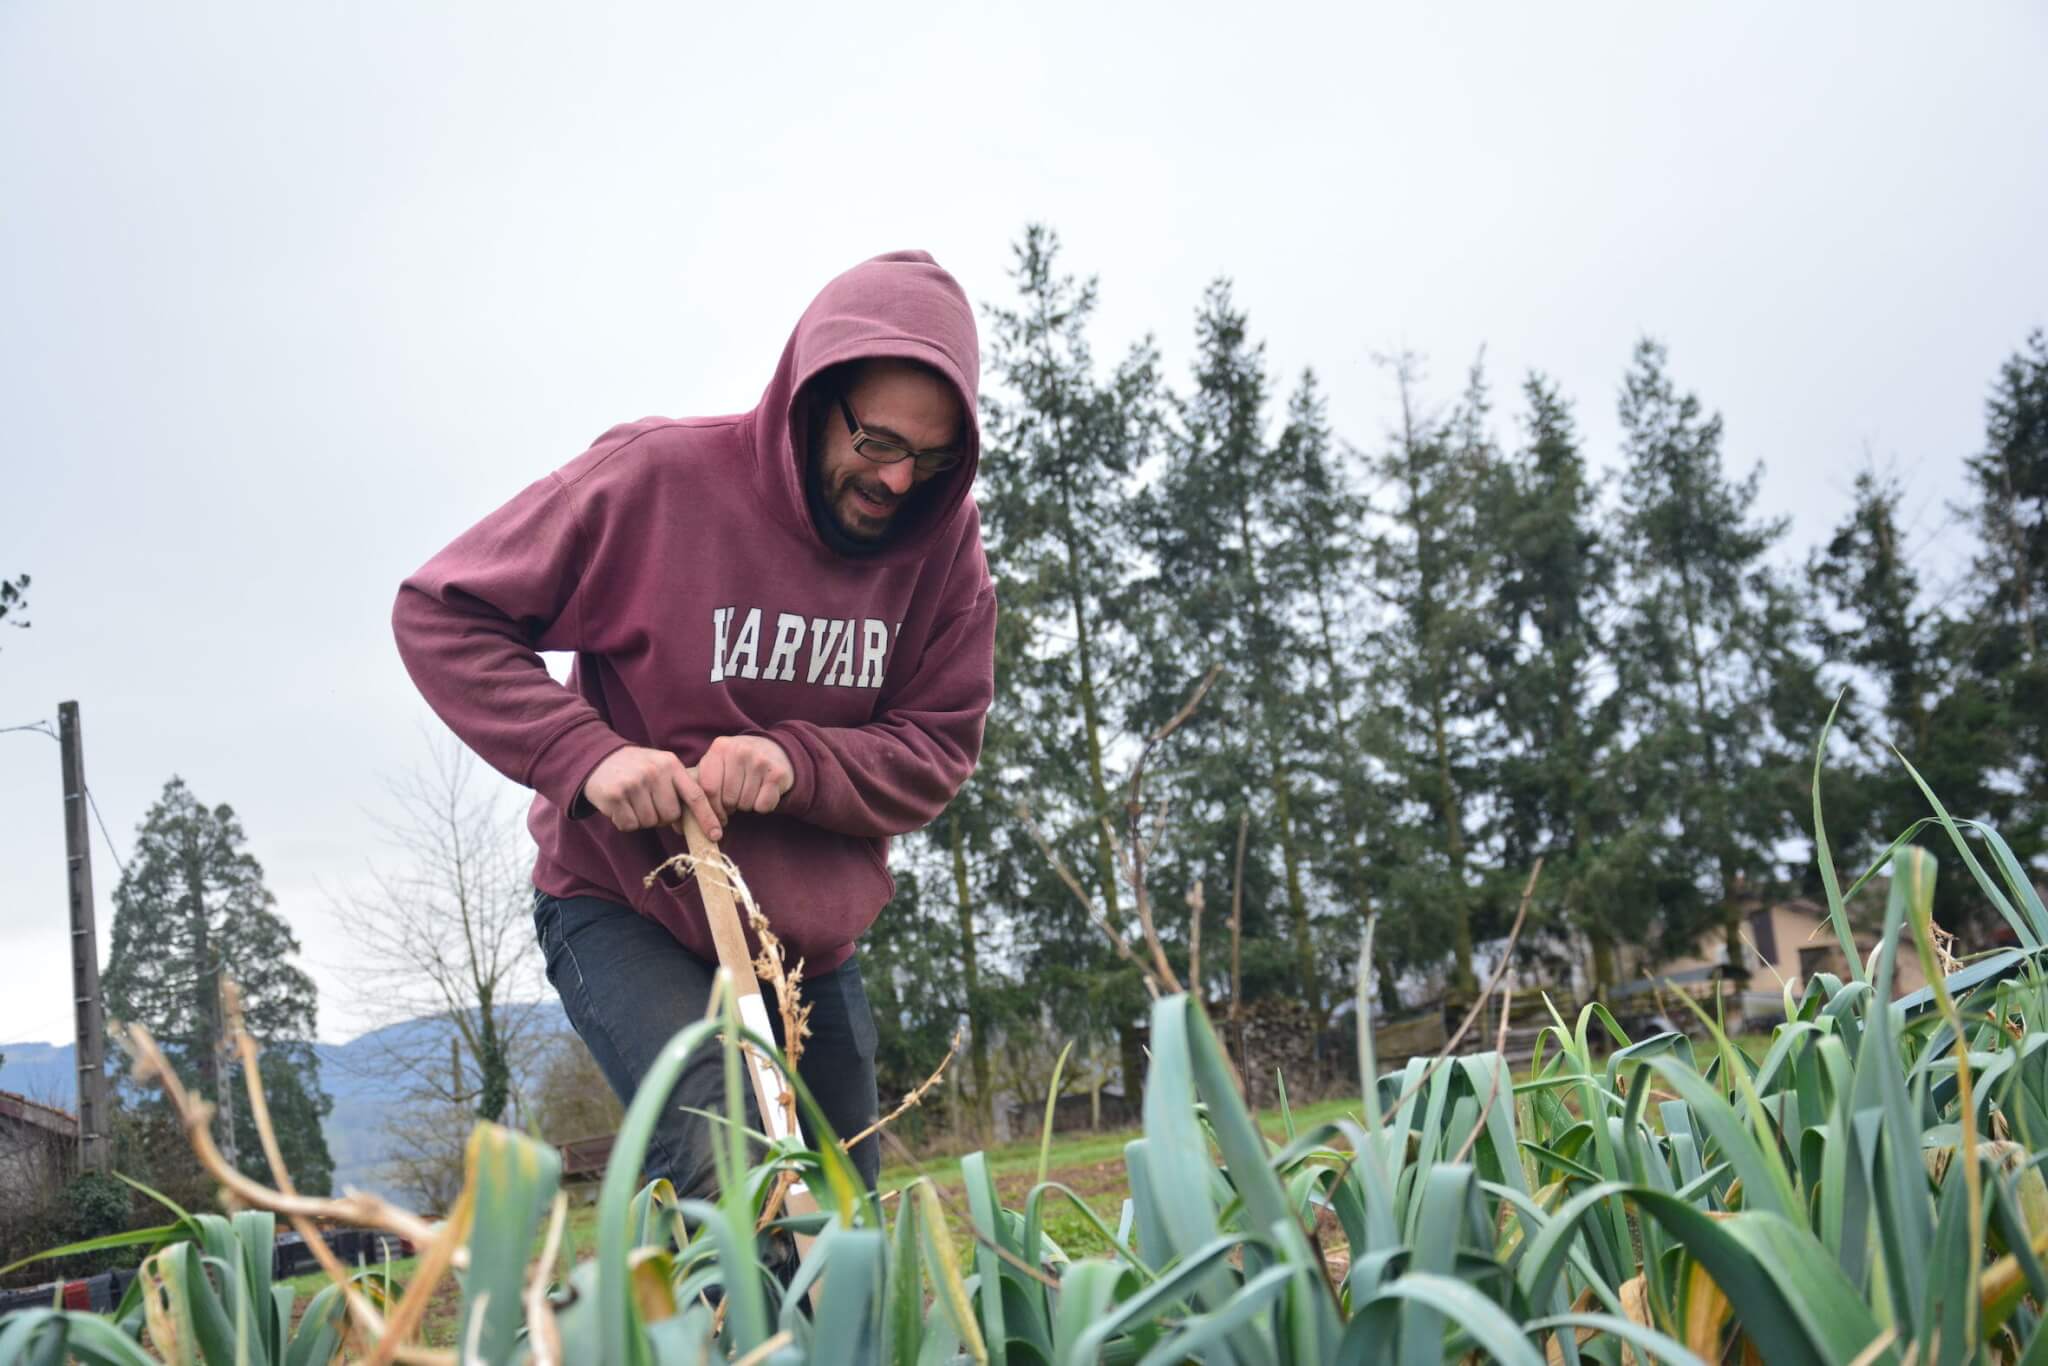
814, 361, 963, 544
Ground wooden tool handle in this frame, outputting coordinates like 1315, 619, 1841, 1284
677, 812, 822, 1227
681, 810, 760, 997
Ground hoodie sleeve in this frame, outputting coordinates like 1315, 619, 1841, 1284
752, 581, 995, 838
391, 469, 631, 814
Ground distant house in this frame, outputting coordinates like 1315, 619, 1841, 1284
1615, 898, 1931, 1023
0, 1089, 78, 1191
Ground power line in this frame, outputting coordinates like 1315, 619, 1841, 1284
84, 785, 129, 880
3, 714, 130, 877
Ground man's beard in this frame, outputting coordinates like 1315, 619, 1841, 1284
828, 469, 902, 541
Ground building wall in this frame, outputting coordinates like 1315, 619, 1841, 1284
1636, 902, 1929, 1002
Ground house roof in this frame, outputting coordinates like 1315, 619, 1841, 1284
0, 1090, 78, 1139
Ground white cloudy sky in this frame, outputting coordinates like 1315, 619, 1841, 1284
2, 1, 2043, 1045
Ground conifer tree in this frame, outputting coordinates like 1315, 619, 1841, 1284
1271, 372, 1395, 1009
1361, 355, 1503, 996
964, 225, 1165, 1106
1811, 470, 2014, 932
102, 777, 334, 1194
1964, 330, 2048, 666
1141, 281, 1322, 1010
1487, 375, 1633, 997
1957, 330, 2048, 854
1610, 340, 1820, 973
978, 225, 1157, 915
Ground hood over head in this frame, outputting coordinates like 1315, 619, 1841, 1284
751, 250, 981, 567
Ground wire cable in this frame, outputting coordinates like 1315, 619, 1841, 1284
1, 715, 130, 876
84, 786, 130, 880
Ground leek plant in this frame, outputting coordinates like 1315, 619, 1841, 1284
9, 743, 2048, 1362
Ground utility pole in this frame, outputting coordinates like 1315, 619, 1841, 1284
59, 701, 112, 1175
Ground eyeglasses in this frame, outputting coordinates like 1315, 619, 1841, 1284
838, 395, 964, 475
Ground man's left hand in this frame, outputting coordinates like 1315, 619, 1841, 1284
691, 735, 796, 828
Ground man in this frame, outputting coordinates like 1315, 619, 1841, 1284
391, 249, 995, 1200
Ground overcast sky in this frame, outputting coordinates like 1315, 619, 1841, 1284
2, 1, 2044, 1046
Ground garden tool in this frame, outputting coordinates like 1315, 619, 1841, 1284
677, 811, 823, 1265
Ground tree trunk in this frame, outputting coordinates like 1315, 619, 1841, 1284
1994, 467, 2038, 661
1059, 507, 1122, 928
1397, 372, 1474, 999
1307, 552, 1391, 1013
951, 813, 993, 1146
185, 835, 230, 1166
1428, 674, 1475, 994
1232, 476, 1314, 1014
1229, 811, 1249, 1069
1271, 772, 1317, 1015
1588, 926, 1617, 1005
474, 984, 508, 1122
1675, 566, 1747, 988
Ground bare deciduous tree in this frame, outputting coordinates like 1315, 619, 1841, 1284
529, 1032, 623, 1144
335, 735, 548, 1132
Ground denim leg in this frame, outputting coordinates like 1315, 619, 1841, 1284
532, 889, 733, 1200
532, 889, 883, 1198
793, 956, 881, 1191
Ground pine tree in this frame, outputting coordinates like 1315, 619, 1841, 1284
1964, 330, 2048, 665
1140, 280, 1321, 1012
1270, 372, 1395, 1009
102, 777, 334, 1194
1811, 470, 2016, 934
1487, 374, 1634, 997
1610, 339, 1820, 974
978, 227, 1149, 941
1957, 331, 2048, 860
956, 225, 1167, 1120
1361, 355, 1504, 997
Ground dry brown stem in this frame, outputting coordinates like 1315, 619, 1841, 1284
222, 982, 420, 1355
647, 846, 812, 1152
646, 848, 811, 1079
130, 985, 459, 1365
364, 1174, 472, 1366
1378, 858, 1543, 1128
121, 1018, 450, 1250
1449, 983, 1516, 1167
1230, 810, 1249, 1065
1119, 664, 1221, 997
733, 1330, 797, 1365
1018, 802, 1162, 998
846, 1027, 964, 1150
646, 850, 814, 1236
523, 1192, 570, 1366
755, 1026, 965, 1234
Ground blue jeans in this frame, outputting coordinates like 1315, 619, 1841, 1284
531, 888, 881, 1199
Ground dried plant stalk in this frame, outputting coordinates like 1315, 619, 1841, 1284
648, 845, 809, 1227
221, 981, 417, 1354
1376, 858, 1543, 1128
1018, 801, 1163, 998
125, 983, 460, 1365
521, 1193, 569, 1366
846, 1027, 964, 1150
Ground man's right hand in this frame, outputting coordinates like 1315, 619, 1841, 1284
580, 746, 723, 840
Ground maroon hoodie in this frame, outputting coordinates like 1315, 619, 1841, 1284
392, 250, 995, 972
